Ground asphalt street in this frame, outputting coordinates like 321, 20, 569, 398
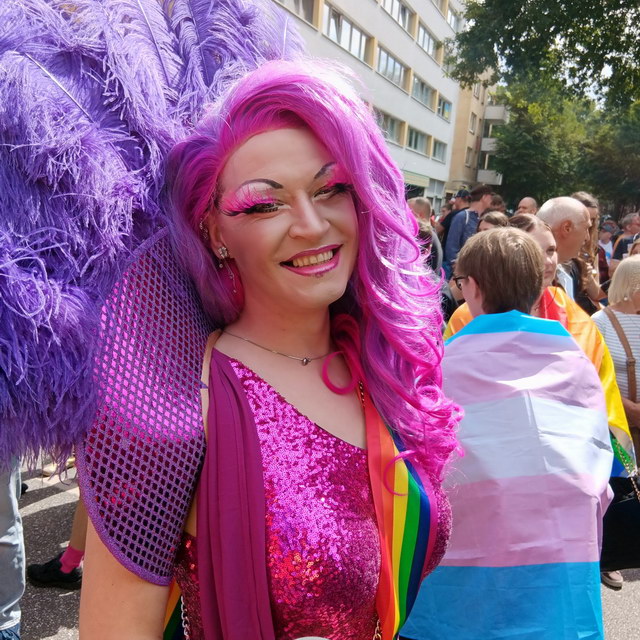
17, 469, 640, 639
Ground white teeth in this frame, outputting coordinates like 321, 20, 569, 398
291, 250, 333, 268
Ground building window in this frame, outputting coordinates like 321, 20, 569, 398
382, 0, 414, 32
473, 82, 481, 98
427, 178, 445, 211
465, 147, 473, 167
276, 0, 314, 23
407, 127, 429, 154
469, 112, 477, 134
376, 110, 402, 144
432, 0, 446, 13
377, 47, 407, 87
437, 96, 452, 120
447, 8, 459, 31
324, 4, 369, 61
411, 76, 435, 109
432, 139, 447, 162
417, 23, 439, 58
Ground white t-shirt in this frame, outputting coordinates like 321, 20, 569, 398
593, 308, 640, 399
599, 240, 614, 263
555, 264, 574, 299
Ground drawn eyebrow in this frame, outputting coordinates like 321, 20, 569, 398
313, 162, 337, 180
237, 178, 283, 189
235, 162, 337, 190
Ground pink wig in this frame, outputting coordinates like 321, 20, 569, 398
166, 60, 459, 479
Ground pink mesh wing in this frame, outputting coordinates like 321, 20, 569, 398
76, 230, 213, 584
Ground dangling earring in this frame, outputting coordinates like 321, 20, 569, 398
217, 246, 236, 294
199, 218, 209, 243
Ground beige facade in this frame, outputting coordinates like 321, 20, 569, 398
447, 79, 487, 194
447, 81, 509, 194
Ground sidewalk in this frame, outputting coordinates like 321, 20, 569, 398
18, 469, 640, 639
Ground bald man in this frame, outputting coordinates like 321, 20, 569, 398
516, 196, 538, 214
537, 196, 591, 299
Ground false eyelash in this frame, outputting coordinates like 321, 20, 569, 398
220, 191, 280, 217
315, 182, 353, 197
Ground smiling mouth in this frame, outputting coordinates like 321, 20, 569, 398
282, 247, 339, 268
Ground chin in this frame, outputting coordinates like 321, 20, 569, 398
292, 281, 350, 310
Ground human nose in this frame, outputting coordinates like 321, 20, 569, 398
288, 195, 330, 239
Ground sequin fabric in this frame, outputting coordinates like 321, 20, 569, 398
175, 486, 451, 640
176, 357, 380, 639
175, 534, 201, 638
233, 358, 380, 639
424, 482, 452, 578
76, 233, 212, 584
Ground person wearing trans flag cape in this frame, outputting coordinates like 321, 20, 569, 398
403, 228, 613, 640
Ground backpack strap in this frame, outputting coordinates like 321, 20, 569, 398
604, 307, 637, 402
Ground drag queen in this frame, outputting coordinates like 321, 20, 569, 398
77, 61, 459, 639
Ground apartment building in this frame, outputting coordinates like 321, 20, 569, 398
447, 80, 487, 194
478, 98, 509, 186
448, 81, 509, 195
273, 0, 465, 211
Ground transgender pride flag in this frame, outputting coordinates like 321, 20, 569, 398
402, 310, 613, 640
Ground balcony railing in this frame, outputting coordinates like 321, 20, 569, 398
477, 169, 503, 185
484, 104, 509, 124
480, 137, 498, 152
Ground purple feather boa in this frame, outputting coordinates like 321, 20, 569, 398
0, 0, 303, 469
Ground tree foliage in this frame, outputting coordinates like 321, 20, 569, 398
491, 80, 591, 203
450, 0, 640, 107
490, 81, 640, 211
581, 103, 640, 210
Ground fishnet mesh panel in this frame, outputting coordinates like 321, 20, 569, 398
76, 231, 213, 584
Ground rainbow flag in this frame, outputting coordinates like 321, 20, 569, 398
364, 389, 436, 640
402, 311, 613, 640
163, 580, 185, 639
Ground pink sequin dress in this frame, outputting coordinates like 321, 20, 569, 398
175, 357, 451, 639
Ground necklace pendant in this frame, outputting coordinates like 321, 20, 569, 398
301, 357, 311, 366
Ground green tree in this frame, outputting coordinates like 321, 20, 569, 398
490, 81, 591, 203
450, 0, 640, 107
582, 103, 640, 210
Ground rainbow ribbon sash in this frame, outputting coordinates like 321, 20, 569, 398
364, 389, 436, 640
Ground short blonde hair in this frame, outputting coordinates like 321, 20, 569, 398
608, 255, 640, 305
455, 227, 544, 314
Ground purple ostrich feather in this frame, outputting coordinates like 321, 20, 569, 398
0, 0, 303, 469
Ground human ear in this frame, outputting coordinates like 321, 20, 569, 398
205, 213, 230, 260
559, 220, 573, 238
465, 276, 486, 316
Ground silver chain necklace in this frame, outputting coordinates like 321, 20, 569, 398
223, 331, 332, 366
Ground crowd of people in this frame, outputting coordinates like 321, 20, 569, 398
2, 3, 640, 640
